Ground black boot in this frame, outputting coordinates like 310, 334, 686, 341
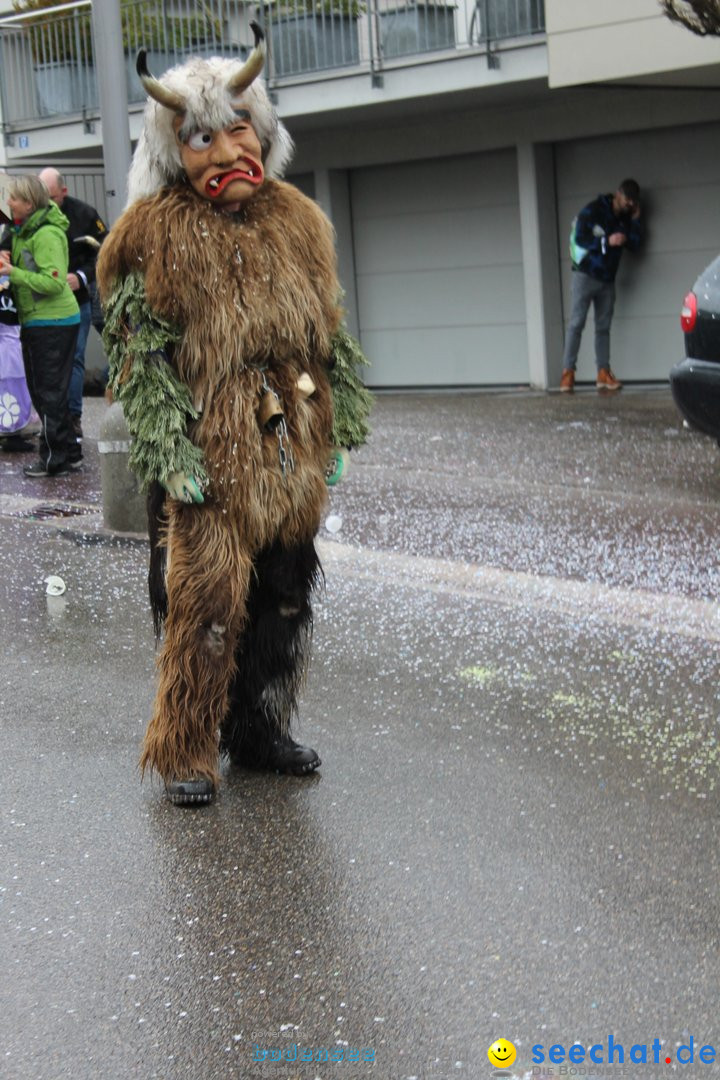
267, 736, 321, 775
166, 778, 215, 806
221, 709, 320, 776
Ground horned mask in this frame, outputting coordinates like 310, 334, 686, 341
126, 23, 294, 206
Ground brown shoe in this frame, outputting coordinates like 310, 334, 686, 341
559, 368, 575, 393
596, 367, 622, 391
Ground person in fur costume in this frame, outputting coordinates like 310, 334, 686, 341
97, 25, 371, 806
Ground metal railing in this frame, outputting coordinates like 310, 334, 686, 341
0, 0, 545, 129
0, 1, 95, 123
468, 0, 544, 47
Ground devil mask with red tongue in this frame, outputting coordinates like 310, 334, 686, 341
126, 23, 293, 208
173, 107, 265, 213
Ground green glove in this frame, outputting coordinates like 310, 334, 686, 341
163, 472, 204, 504
325, 448, 349, 487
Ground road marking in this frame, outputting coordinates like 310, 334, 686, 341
318, 540, 720, 643
2, 494, 716, 643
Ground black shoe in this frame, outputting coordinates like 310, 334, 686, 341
268, 737, 321, 775
70, 415, 83, 440
166, 778, 215, 806
24, 460, 70, 478
0, 435, 35, 453
67, 457, 83, 471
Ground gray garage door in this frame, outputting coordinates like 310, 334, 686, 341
351, 149, 528, 387
555, 120, 720, 381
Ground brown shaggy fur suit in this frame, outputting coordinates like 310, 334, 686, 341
98, 180, 341, 787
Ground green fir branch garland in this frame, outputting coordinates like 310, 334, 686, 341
329, 327, 373, 450
102, 273, 208, 491
103, 274, 373, 486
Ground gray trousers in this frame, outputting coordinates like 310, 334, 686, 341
562, 270, 615, 372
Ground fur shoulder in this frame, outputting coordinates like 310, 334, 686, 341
266, 180, 336, 260
96, 191, 168, 301
263, 178, 333, 227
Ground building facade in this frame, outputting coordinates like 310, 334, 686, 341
1, 0, 719, 388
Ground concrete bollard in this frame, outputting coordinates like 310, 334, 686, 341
98, 401, 147, 534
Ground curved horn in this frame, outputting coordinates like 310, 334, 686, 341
226, 22, 266, 94
136, 49, 187, 112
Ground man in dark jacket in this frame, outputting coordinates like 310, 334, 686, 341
38, 168, 107, 437
560, 178, 642, 393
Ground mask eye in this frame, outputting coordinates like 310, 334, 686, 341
187, 130, 213, 151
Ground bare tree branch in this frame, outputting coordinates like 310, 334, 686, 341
659, 0, 720, 35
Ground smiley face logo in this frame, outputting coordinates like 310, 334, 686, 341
488, 1039, 517, 1068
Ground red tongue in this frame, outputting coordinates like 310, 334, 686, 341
207, 165, 262, 197
207, 170, 244, 196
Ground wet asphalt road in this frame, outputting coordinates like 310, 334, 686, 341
1, 388, 720, 1080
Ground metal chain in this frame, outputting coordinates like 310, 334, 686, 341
276, 416, 295, 478
260, 373, 295, 478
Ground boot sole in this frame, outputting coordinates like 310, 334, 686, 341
166, 779, 215, 806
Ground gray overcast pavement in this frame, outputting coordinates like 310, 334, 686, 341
1, 388, 720, 1080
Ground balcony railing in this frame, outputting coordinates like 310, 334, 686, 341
0, 0, 545, 129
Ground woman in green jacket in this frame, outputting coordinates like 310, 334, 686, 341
0, 174, 81, 476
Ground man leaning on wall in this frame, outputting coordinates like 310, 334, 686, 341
560, 179, 643, 393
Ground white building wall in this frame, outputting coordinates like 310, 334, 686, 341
288, 81, 720, 387
350, 149, 527, 387
546, 0, 720, 87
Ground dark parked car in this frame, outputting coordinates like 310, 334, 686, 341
670, 254, 720, 441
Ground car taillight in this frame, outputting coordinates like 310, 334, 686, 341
680, 291, 697, 333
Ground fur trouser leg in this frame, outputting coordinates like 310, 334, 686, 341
147, 481, 168, 640
140, 504, 252, 787
220, 540, 321, 768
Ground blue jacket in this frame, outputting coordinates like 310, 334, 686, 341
570, 193, 642, 283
